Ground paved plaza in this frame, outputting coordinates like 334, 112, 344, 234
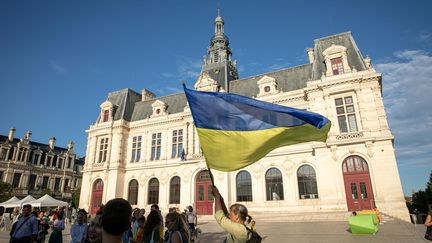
0, 214, 429, 243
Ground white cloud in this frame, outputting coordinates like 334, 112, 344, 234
161, 56, 201, 83
418, 31, 432, 43
376, 50, 432, 165
50, 60, 66, 73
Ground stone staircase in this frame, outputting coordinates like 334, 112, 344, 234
197, 211, 395, 223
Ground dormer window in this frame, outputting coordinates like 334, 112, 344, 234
331, 57, 344, 75
257, 75, 281, 97
99, 100, 115, 123
103, 110, 109, 122
151, 100, 168, 117
323, 44, 351, 76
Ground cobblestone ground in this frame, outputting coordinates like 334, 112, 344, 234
0, 218, 428, 242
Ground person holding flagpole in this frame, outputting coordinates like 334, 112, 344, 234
211, 186, 252, 243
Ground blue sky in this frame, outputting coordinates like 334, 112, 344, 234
0, 1, 431, 195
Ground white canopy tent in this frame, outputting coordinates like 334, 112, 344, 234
28, 194, 68, 208
4, 195, 36, 208
0, 196, 20, 208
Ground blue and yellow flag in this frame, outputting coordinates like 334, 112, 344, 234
184, 85, 331, 172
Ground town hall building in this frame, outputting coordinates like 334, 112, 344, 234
79, 13, 409, 221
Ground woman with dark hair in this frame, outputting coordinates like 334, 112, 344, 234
211, 186, 252, 243
142, 210, 161, 243
48, 212, 65, 243
164, 212, 189, 243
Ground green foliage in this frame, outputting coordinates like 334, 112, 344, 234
40, 188, 54, 197
0, 181, 13, 202
72, 188, 81, 208
411, 170, 432, 214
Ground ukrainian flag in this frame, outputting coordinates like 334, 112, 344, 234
184, 85, 331, 172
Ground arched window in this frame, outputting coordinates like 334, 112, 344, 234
342, 155, 369, 174
297, 165, 318, 199
236, 171, 252, 201
148, 178, 159, 205
169, 176, 181, 204
265, 168, 284, 200
128, 179, 139, 205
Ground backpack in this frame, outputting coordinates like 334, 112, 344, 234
244, 225, 262, 243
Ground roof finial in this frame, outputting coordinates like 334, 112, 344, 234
217, 8, 220, 17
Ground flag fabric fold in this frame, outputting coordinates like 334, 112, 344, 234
183, 85, 331, 172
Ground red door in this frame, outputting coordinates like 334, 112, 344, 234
195, 170, 213, 215
90, 179, 104, 215
342, 156, 375, 211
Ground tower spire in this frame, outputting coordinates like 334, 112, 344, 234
198, 10, 239, 91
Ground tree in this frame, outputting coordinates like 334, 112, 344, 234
0, 181, 13, 202
72, 188, 80, 208
411, 170, 432, 213
40, 188, 54, 197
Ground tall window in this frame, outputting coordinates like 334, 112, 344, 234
12, 173, 21, 188
148, 178, 159, 204
17, 147, 27, 161
297, 165, 319, 199
128, 179, 139, 205
131, 136, 142, 162
335, 96, 358, 133
236, 171, 253, 201
103, 109, 109, 122
171, 129, 183, 158
265, 168, 284, 200
64, 178, 70, 191
42, 176, 49, 189
33, 154, 40, 165
98, 137, 109, 163
54, 178, 61, 191
58, 158, 64, 169
67, 156, 73, 168
0, 171, 3, 181
169, 176, 181, 204
52, 155, 57, 167
0, 148, 7, 160
150, 133, 161, 160
331, 57, 344, 75
28, 174, 37, 190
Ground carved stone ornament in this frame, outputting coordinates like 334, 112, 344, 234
330, 145, 338, 161
194, 71, 220, 92
257, 75, 281, 97
151, 100, 168, 117
365, 141, 374, 157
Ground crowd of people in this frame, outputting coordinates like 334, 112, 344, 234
8, 188, 260, 243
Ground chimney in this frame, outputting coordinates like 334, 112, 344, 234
49, 137, 56, 150
8, 128, 16, 141
141, 89, 156, 101
306, 48, 315, 63
24, 130, 32, 140
67, 141, 74, 151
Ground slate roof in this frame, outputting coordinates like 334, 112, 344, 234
311, 31, 367, 80
100, 31, 366, 123
0, 135, 68, 152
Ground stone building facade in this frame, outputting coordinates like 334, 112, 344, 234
79, 14, 409, 221
0, 128, 83, 202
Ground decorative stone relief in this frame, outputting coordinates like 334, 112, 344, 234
365, 141, 374, 157
251, 163, 263, 179
194, 71, 220, 92
151, 100, 168, 117
256, 75, 281, 97
282, 157, 294, 175
330, 145, 338, 161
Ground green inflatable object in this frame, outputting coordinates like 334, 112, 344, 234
349, 214, 379, 234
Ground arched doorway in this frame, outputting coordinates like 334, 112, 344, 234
90, 179, 104, 215
342, 156, 375, 211
195, 170, 213, 215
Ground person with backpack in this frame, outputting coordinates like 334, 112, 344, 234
9, 204, 39, 243
211, 186, 261, 243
